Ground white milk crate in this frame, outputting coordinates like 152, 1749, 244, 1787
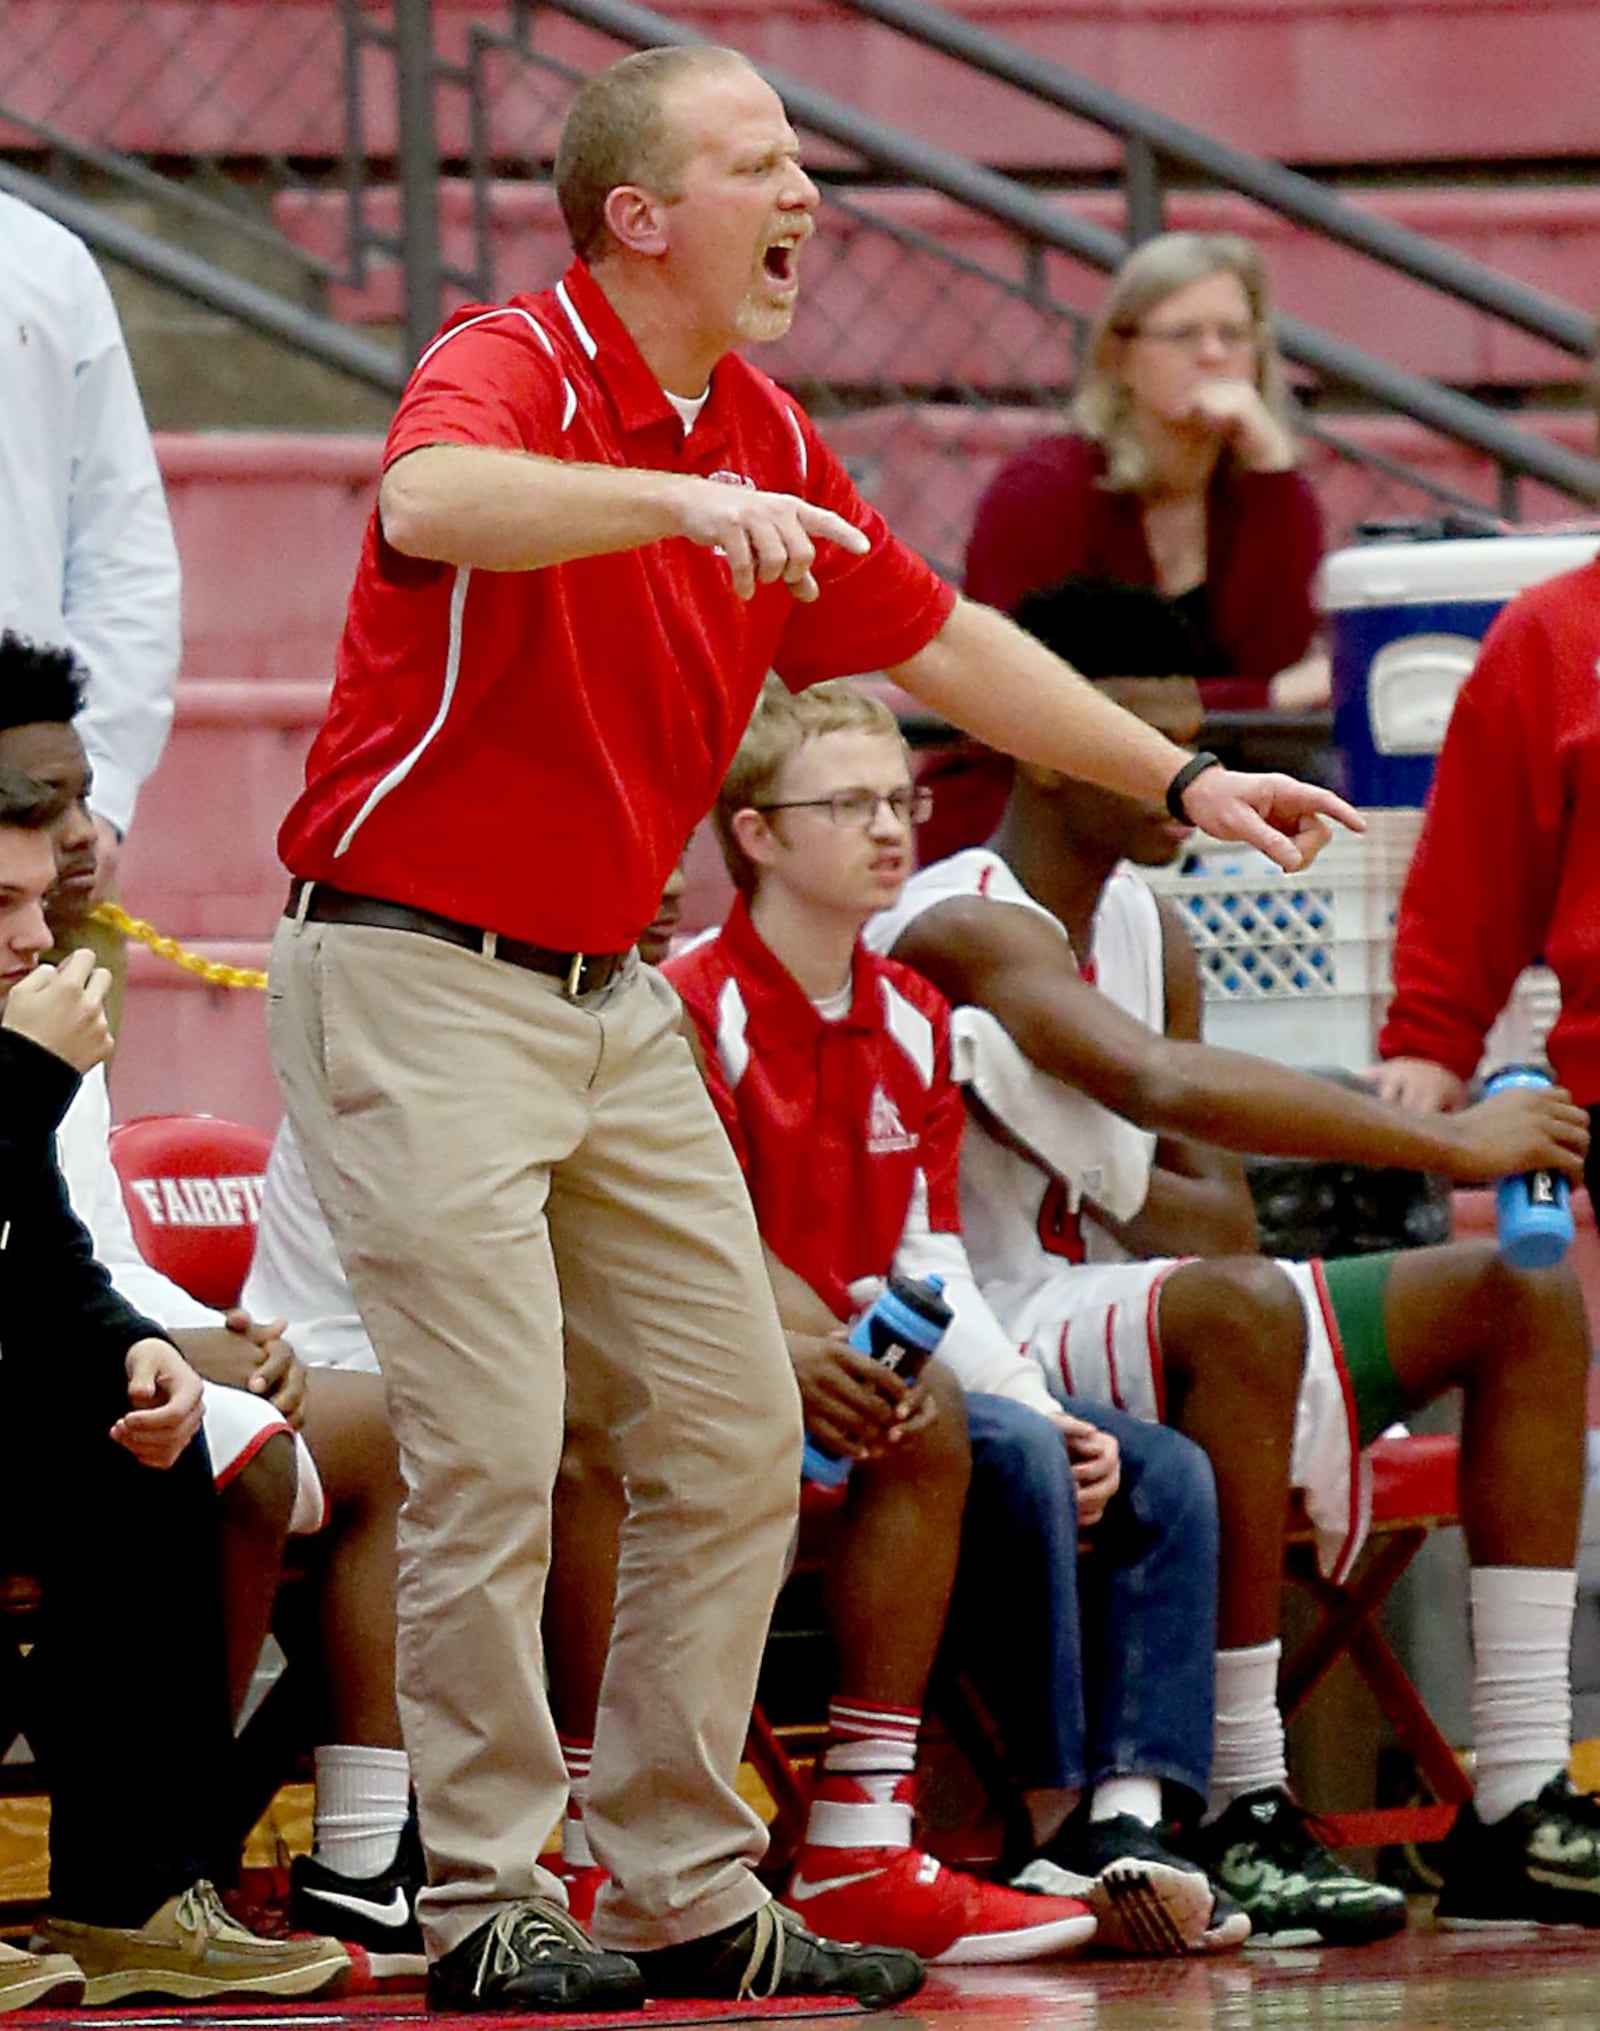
1141, 810, 1558, 1076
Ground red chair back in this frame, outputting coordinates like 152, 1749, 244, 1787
108, 1113, 275, 1310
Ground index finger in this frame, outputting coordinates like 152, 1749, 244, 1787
57, 946, 96, 985
1284, 782, 1363, 833
795, 504, 871, 556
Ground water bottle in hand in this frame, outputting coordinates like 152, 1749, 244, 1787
1484, 1064, 1574, 1269
802, 1272, 955, 1488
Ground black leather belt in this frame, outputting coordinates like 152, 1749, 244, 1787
287, 881, 630, 997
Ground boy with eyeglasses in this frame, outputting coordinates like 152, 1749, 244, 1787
662, 679, 1248, 1961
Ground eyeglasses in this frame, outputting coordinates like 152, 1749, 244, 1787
755, 785, 933, 828
1129, 320, 1258, 352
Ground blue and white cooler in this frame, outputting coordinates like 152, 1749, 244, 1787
1146, 527, 1600, 1079
1322, 528, 1600, 807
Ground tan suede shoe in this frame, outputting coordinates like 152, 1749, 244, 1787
36, 1880, 348, 2004
0, 1938, 84, 2012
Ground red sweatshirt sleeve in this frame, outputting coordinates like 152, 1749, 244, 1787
1378, 595, 1567, 1079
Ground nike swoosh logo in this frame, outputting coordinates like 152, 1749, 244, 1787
300, 1883, 413, 1929
788, 1869, 886, 1900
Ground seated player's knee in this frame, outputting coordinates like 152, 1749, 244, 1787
1164, 1256, 1306, 1415
866, 1358, 970, 1496
555, 1430, 625, 1517
1448, 1239, 1590, 1390
222, 1427, 299, 1547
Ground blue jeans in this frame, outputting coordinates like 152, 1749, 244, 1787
947, 1393, 1218, 1812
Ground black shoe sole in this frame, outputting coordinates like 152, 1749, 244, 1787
427, 1970, 647, 2013
631, 1950, 925, 2006
1437, 1888, 1600, 1930
1240, 1901, 1409, 1949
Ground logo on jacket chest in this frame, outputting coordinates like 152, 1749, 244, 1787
866, 1084, 917, 1156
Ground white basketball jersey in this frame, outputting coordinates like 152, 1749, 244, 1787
871, 849, 1166, 1319
871, 847, 1369, 1584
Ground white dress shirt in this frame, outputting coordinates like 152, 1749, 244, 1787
0, 192, 180, 836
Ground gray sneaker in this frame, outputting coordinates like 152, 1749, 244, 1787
0, 1939, 84, 2013
1180, 1789, 1407, 1947
36, 1880, 349, 2005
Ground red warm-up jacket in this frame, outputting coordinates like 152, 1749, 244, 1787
1379, 559, 1600, 1104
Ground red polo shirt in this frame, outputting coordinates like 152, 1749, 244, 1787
664, 899, 964, 1319
279, 262, 956, 949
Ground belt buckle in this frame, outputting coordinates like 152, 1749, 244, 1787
565, 951, 588, 999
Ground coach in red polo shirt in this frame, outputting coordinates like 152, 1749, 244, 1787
269, 41, 1355, 2015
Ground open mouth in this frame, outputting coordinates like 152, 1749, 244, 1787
763, 241, 800, 285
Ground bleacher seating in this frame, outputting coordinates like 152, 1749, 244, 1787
104, 438, 372, 1128
274, 182, 1593, 391
3, 0, 1593, 171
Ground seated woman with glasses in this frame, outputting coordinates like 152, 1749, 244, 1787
964, 232, 1325, 717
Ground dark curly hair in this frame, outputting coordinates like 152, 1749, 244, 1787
0, 630, 89, 732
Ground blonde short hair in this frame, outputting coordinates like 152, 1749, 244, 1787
1073, 232, 1293, 492
714, 678, 904, 898
555, 45, 749, 262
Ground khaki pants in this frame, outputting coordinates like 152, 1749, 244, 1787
268, 916, 803, 1956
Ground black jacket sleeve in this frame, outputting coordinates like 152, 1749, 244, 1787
0, 1028, 173, 1373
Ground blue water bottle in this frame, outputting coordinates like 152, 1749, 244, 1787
801, 1272, 955, 1489
1483, 1063, 1574, 1269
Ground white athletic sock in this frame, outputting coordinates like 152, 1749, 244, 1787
1090, 1775, 1163, 1828
803, 1698, 919, 1852
312, 1743, 412, 1878
1207, 1641, 1288, 1821
561, 1735, 595, 1867
1470, 1565, 1575, 1825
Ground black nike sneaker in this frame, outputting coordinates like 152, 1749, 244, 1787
1435, 1774, 1600, 1928
289, 1811, 426, 1977
1178, 1788, 1407, 1947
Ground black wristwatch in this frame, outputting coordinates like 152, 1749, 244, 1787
1165, 751, 1223, 821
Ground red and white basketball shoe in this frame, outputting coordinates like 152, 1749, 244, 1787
785, 1844, 1096, 1965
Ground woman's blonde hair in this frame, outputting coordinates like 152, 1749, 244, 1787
1073, 231, 1293, 492
714, 677, 903, 898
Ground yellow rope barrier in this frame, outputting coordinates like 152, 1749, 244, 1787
91, 901, 268, 992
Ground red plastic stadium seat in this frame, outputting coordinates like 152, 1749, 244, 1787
107, 1113, 275, 1311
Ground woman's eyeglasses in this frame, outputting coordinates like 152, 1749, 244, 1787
1129, 320, 1258, 353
